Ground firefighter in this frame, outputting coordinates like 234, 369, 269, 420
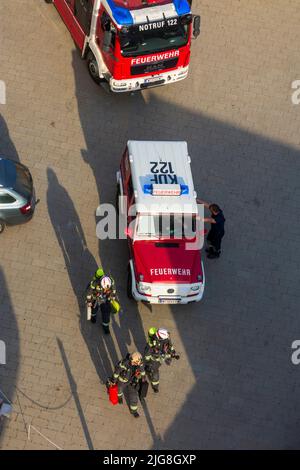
197, 199, 226, 259
144, 327, 180, 393
111, 351, 146, 418
85, 275, 117, 333
99, 276, 116, 335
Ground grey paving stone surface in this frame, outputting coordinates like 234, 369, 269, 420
0, 0, 300, 450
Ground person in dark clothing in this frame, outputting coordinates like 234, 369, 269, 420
197, 200, 226, 258
144, 327, 180, 393
111, 352, 146, 418
85, 275, 116, 334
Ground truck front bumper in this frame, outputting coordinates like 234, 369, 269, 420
130, 262, 205, 305
110, 66, 189, 93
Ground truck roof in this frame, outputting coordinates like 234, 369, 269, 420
105, 0, 191, 26
127, 140, 198, 214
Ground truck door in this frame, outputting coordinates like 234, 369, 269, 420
96, 10, 117, 75
53, 0, 91, 50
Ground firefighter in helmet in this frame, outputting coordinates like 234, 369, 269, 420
144, 327, 180, 393
85, 271, 117, 334
111, 351, 146, 418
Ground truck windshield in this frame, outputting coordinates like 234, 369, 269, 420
136, 214, 196, 240
119, 23, 189, 57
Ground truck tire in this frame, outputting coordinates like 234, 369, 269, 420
44, 0, 53, 3
127, 268, 134, 299
0, 220, 5, 234
87, 52, 101, 84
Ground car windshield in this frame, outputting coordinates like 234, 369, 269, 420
136, 214, 196, 240
120, 23, 189, 57
13, 163, 32, 199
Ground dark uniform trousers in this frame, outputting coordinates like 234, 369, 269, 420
207, 228, 224, 253
146, 361, 161, 387
117, 381, 139, 412
100, 300, 112, 328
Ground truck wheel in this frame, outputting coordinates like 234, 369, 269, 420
87, 52, 101, 84
0, 220, 5, 234
127, 269, 134, 299
44, 0, 53, 3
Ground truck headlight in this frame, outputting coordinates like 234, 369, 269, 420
191, 284, 200, 292
138, 282, 151, 293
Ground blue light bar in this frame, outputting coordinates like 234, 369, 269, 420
106, 0, 134, 26
173, 0, 191, 16
143, 184, 153, 194
180, 184, 189, 194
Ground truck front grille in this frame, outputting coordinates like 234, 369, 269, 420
131, 57, 179, 76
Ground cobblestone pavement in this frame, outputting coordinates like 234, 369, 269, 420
0, 0, 300, 450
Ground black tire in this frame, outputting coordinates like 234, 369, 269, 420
87, 51, 101, 84
0, 220, 5, 234
127, 268, 134, 299
44, 0, 53, 3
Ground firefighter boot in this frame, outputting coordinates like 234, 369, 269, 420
118, 396, 123, 405
152, 383, 159, 393
131, 410, 140, 418
103, 324, 110, 335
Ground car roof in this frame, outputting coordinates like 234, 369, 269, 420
127, 140, 198, 214
0, 157, 17, 189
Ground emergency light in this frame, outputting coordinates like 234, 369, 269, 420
143, 184, 189, 196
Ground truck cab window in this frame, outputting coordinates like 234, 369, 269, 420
74, 0, 93, 35
100, 12, 116, 49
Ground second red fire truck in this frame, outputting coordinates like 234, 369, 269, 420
46, 0, 200, 92
117, 140, 205, 304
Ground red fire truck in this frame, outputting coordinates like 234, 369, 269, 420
117, 140, 205, 304
46, 0, 200, 92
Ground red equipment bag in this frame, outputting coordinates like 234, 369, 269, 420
108, 383, 118, 405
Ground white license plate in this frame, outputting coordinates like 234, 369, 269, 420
145, 77, 162, 83
159, 298, 181, 304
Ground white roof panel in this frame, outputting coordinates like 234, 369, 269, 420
127, 140, 197, 214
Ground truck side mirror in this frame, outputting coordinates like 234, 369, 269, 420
103, 30, 112, 52
193, 15, 201, 39
124, 227, 133, 239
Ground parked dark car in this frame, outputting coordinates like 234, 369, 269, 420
0, 157, 36, 233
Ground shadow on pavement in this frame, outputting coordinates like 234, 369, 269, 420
0, 115, 20, 446
70, 47, 300, 449
56, 337, 94, 450
47, 167, 120, 381
0, 267, 20, 445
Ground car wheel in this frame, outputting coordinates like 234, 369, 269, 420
0, 220, 5, 234
87, 52, 101, 84
127, 268, 134, 299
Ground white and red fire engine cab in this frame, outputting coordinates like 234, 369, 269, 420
117, 140, 205, 304
47, 0, 200, 92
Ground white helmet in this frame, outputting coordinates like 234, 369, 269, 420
156, 328, 169, 340
100, 276, 112, 290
